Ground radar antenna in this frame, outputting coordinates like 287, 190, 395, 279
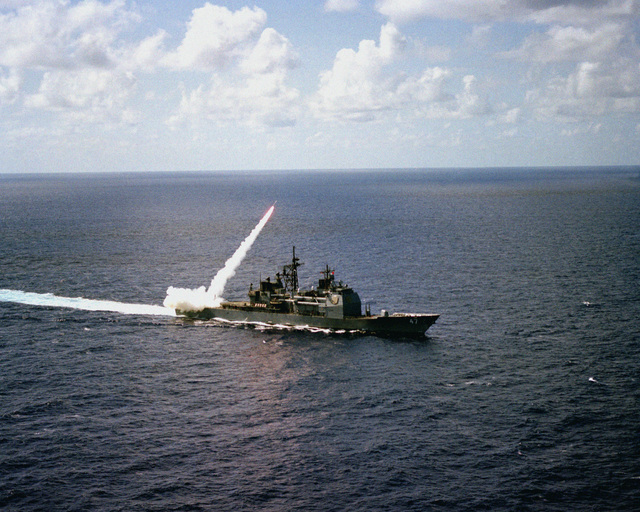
320, 264, 335, 290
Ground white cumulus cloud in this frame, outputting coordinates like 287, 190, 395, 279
0, 1, 302, 130
0, 67, 21, 104
530, 59, 640, 120
164, 3, 300, 127
375, 0, 507, 23
24, 68, 139, 123
417, 73, 491, 119
503, 23, 630, 63
0, 0, 146, 126
166, 6, 300, 128
375, 0, 640, 24
325, 0, 360, 12
311, 23, 490, 122
376, 1, 640, 127
126, 30, 169, 71
163, 4, 267, 70
0, 0, 136, 69
240, 27, 299, 75
169, 71, 300, 128
311, 23, 408, 121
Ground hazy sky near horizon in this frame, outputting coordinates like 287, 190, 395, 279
1, 0, 639, 173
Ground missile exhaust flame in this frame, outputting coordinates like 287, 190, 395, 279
164, 204, 275, 312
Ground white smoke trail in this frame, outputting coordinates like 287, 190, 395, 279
0, 289, 176, 316
163, 204, 275, 312
0, 206, 274, 317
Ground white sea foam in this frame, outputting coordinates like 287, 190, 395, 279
164, 205, 275, 312
0, 289, 175, 317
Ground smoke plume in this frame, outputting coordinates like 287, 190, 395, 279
163, 205, 275, 312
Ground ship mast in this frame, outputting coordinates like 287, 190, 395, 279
282, 245, 301, 295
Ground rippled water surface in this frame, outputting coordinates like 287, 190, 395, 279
1, 168, 639, 511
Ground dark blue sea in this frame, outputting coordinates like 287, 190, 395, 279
1, 168, 639, 511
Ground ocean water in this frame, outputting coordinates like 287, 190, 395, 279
1, 168, 639, 511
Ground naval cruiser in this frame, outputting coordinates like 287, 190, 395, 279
176, 247, 439, 337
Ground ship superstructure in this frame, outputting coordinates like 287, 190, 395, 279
176, 247, 439, 337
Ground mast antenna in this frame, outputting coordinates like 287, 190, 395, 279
282, 245, 301, 294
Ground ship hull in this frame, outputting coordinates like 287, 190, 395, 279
177, 305, 439, 337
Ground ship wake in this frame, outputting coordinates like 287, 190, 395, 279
0, 205, 275, 320
200, 316, 351, 336
0, 289, 175, 317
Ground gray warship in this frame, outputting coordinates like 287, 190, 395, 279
176, 247, 439, 337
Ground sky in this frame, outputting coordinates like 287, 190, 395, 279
0, 0, 639, 173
